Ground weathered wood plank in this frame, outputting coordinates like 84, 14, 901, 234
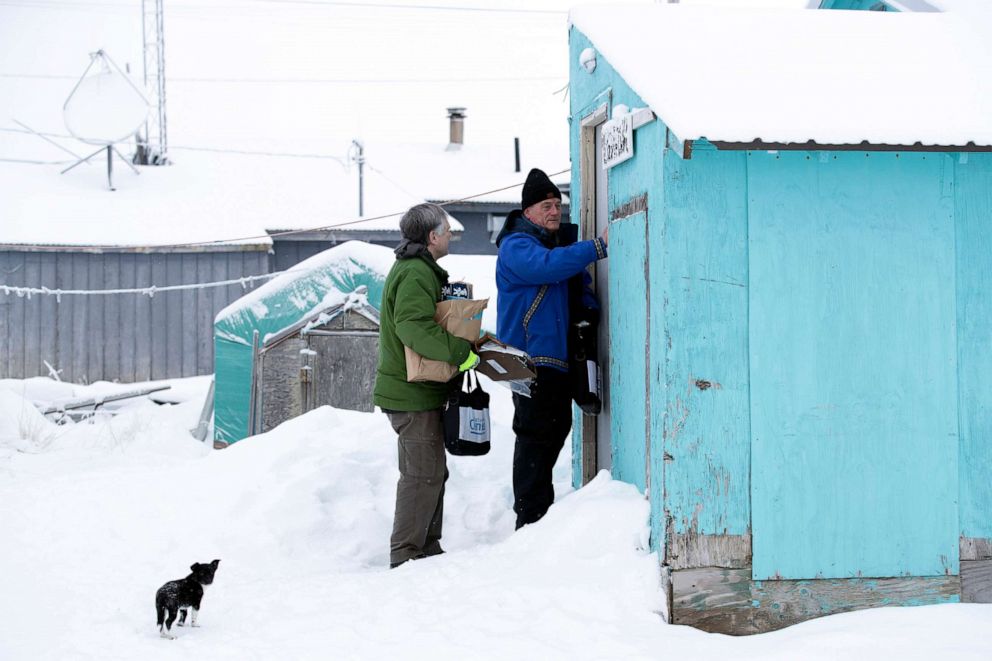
961, 560, 992, 603
961, 536, 992, 561
673, 566, 960, 635
666, 531, 751, 570
260, 338, 306, 433
311, 333, 378, 413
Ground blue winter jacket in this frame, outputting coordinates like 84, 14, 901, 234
495, 211, 607, 372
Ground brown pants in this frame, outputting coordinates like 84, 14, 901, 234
386, 408, 447, 566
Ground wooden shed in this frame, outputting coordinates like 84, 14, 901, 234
253, 292, 380, 436
213, 241, 393, 446
568, 3, 992, 634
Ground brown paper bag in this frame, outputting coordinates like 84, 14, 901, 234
405, 298, 488, 383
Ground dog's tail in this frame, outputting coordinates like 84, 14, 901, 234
156, 605, 166, 627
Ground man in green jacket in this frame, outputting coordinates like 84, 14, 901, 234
373, 203, 479, 568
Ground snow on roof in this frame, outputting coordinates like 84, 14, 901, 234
215, 241, 395, 334
570, 4, 992, 148
0, 134, 470, 248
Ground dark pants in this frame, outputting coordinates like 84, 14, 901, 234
512, 367, 572, 529
385, 409, 447, 566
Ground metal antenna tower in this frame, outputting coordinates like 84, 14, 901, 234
136, 0, 169, 164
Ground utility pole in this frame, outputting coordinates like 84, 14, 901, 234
351, 139, 365, 216
136, 0, 169, 164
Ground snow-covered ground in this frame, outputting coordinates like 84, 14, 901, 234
1, 376, 990, 660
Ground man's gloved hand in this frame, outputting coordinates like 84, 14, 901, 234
459, 350, 480, 373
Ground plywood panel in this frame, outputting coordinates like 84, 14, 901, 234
955, 153, 992, 542
749, 151, 958, 580
659, 150, 751, 556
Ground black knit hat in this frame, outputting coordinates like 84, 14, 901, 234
521, 168, 561, 210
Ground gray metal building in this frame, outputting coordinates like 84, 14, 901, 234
0, 245, 269, 383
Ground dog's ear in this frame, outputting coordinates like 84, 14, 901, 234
211, 559, 220, 567
190, 563, 200, 572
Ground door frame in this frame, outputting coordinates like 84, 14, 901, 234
579, 101, 609, 485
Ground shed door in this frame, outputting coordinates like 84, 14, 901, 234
309, 332, 379, 413
749, 152, 958, 580
608, 211, 648, 491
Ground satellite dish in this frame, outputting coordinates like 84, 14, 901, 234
61, 50, 149, 190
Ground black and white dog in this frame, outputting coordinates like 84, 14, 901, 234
155, 559, 220, 639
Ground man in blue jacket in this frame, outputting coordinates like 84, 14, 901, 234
495, 168, 608, 529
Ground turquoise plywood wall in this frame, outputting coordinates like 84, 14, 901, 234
659, 149, 751, 541
749, 151, 959, 580
609, 211, 649, 492
955, 153, 992, 542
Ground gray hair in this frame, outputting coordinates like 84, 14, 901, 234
399, 203, 447, 244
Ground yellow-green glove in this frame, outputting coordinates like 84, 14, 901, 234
458, 350, 480, 373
